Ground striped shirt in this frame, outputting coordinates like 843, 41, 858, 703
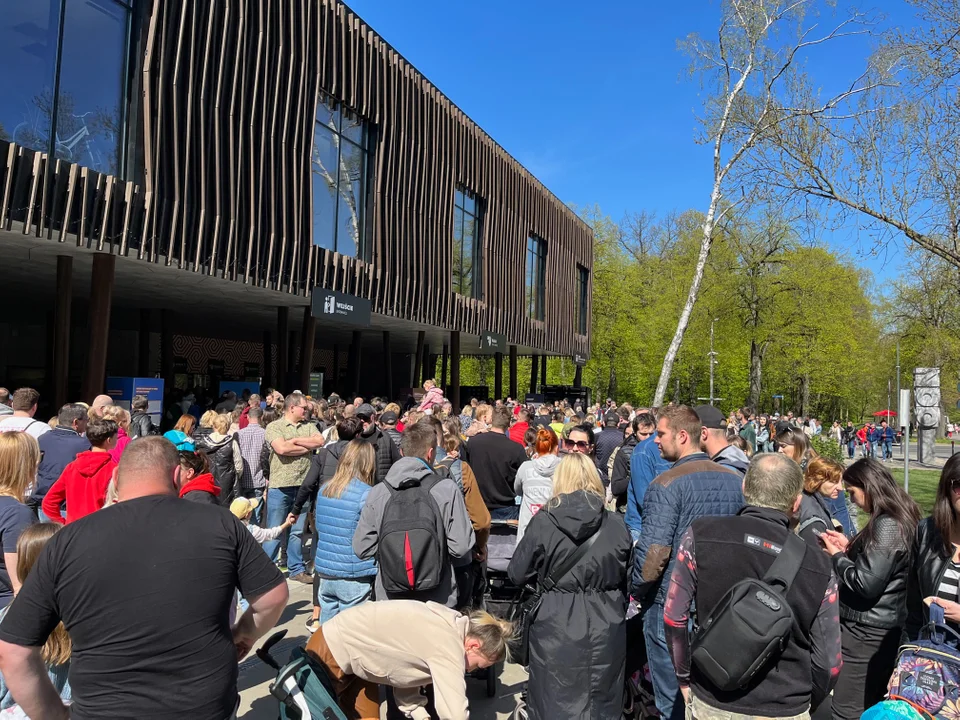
236, 424, 266, 490
938, 561, 960, 603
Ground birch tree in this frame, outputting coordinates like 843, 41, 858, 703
653, 0, 874, 406
746, 0, 960, 267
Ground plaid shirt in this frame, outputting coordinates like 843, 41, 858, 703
237, 424, 267, 489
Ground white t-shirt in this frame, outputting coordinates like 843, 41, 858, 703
0, 417, 50, 439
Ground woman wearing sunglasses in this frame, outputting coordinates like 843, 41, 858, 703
820, 458, 920, 720
906, 453, 960, 639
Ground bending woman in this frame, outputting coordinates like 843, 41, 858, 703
306, 600, 512, 720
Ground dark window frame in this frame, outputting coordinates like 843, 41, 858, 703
526, 234, 547, 321
575, 265, 589, 335
311, 92, 373, 260
452, 185, 483, 299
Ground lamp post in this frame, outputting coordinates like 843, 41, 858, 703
697, 318, 723, 406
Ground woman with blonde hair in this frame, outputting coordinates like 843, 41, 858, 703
0, 522, 71, 709
306, 600, 513, 719
309, 440, 377, 626
193, 411, 242, 506
0, 433, 38, 607
101, 404, 132, 463
508, 452, 632, 719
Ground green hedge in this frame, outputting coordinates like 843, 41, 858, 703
811, 435, 844, 463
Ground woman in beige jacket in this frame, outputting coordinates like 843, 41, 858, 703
306, 599, 513, 720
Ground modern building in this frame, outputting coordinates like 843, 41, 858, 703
0, 0, 592, 412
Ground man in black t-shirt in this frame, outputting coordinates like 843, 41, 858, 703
462, 406, 528, 520
0, 437, 289, 720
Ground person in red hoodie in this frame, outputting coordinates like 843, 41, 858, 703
177, 450, 221, 504
42, 419, 118, 524
508, 407, 531, 446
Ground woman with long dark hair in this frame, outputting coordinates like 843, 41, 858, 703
906, 453, 960, 638
777, 427, 855, 535
820, 458, 921, 720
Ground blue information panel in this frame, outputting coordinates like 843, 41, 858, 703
105, 377, 165, 427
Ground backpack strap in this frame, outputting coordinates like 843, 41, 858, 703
542, 513, 606, 592
761, 532, 806, 592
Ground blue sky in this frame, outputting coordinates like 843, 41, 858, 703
346, 0, 920, 290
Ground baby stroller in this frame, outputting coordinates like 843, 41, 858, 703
473, 519, 523, 698
256, 629, 347, 719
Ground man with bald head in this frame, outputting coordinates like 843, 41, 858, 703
0, 437, 288, 719
89, 394, 114, 419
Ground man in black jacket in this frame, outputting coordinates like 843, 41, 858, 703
35, 404, 90, 518
610, 413, 655, 510
129, 394, 160, 439
462, 406, 527, 520
355, 404, 400, 484
664, 452, 841, 720
594, 412, 624, 487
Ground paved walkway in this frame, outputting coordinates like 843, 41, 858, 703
238, 579, 526, 719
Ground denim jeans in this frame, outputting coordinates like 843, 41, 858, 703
847, 440, 855, 459
240, 487, 266, 526
643, 602, 685, 720
882, 439, 892, 459
319, 578, 373, 624
489, 505, 520, 521
261, 486, 309, 576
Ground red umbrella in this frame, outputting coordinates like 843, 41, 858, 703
872, 409, 897, 417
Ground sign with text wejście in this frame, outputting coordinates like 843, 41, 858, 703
311, 288, 372, 327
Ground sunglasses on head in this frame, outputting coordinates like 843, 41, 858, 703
563, 439, 591, 451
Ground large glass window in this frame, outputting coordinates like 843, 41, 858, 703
525, 234, 547, 321
575, 265, 589, 335
453, 186, 483, 298
0, 0, 131, 177
311, 94, 370, 258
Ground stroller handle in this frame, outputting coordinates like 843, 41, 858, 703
256, 629, 288, 670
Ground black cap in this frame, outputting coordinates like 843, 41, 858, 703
355, 403, 376, 420
694, 404, 726, 430
380, 410, 398, 424
604, 412, 619, 427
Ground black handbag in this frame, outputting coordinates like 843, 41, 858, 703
510, 513, 605, 666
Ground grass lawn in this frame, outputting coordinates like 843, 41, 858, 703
890, 467, 941, 516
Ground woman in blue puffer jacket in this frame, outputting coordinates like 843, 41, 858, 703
310, 439, 377, 624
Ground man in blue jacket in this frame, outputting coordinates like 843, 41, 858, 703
631, 405, 744, 720
878, 420, 895, 459
625, 413, 673, 541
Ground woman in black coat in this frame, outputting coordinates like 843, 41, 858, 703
820, 459, 921, 720
907, 453, 960, 639
508, 452, 632, 720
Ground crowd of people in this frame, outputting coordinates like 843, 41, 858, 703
0, 382, 946, 720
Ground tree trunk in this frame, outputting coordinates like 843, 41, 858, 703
653, 203, 719, 407
799, 373, 810, 418
748, 340, 765, 410
608, 352, 617, 400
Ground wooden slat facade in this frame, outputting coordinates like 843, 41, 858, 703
0, 0, 592, 357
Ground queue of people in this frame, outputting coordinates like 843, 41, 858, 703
0, 381, 947, 720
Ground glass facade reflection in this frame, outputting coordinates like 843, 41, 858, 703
453, 186, 483, 298
311, 93, 370, 258
0, 0, 132, 177
526, 235, 547, 320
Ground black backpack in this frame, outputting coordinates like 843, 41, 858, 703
691, 530, 806, 691
378, 474, 446, 594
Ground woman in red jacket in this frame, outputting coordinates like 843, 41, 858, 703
42, 419, 118, 524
